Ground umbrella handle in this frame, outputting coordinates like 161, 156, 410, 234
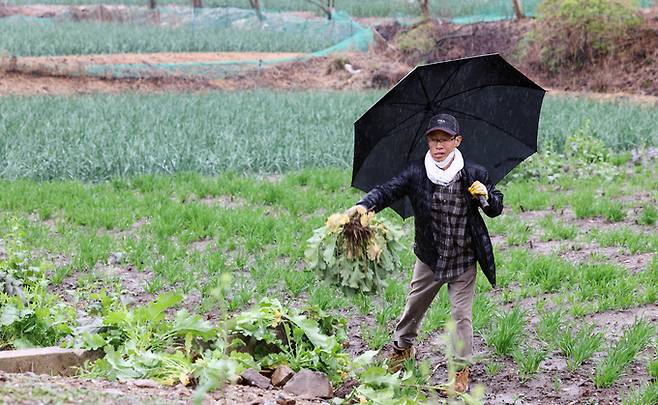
478, 195, 490, 209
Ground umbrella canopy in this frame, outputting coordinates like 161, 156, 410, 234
352, 53, 546, 218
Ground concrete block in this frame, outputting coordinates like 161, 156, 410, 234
0, 347, 102, 376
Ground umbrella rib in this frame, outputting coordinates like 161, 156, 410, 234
494, 156, 527, 168
382, 102, 427, 114
430, 62, 466, 104
418, 73, 432, 108
373, 109, 426, 142
384, 101, 426, 108
435, 83, 541, 105
441, 106, 534, 148
405, 110, 432, 162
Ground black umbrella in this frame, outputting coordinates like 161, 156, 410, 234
352, 53, 546, 219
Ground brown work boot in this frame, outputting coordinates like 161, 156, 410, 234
453, 367, 469, 393
387, 345, 416, 373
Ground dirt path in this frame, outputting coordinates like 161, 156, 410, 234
11, 52, 304, 67
0, 51, 307, 95
0, 71, 223, 95
0, 370, 325, 405
3, 52, 658, 105
545, 87, 658, 106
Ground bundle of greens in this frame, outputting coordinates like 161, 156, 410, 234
231, 298, 349, 384
305, 207, 404, 295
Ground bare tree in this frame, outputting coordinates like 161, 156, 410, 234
512, 0, 525, 19
419, 0, 430, 20
303, 0, 335, 20
249, 0, 264, 21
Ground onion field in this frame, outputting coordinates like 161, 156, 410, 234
1, 0, 548, 18
0, 19, 341, 56
0, 91, 656, 181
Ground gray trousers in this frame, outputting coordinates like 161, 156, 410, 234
392, 259, 476, 361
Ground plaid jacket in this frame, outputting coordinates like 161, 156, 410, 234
357, 159, 503, 287
430, 171, 476, 282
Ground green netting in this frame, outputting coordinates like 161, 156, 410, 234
2, 0, 655, 78
78, 9, 372, 78
0, 6, 374, 78
4, 0, 656, 17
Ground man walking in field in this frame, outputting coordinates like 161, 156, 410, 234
348, 113, 504, 393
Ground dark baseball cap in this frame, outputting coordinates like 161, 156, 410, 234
424, 113, 460, 137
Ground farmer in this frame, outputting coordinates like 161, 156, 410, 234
347, 113, 503, 393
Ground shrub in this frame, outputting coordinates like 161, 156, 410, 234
532, 0, 643, 71
508, 120, 617, 183
396, 21, 437, 55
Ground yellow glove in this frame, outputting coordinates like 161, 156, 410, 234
346, 204, 368, 218
468, 181, 488, 200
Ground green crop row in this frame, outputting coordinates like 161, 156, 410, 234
2, 0, 548, 18
1, 91, 656, 181
0, 163, 655, 315
0, 19, 340, 56
1, 160, 655, 397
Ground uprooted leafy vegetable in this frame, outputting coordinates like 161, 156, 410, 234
1, 223, 75, 350
231, 298, 349, 384
78, 295, 350, 389
305, 207, 404, 295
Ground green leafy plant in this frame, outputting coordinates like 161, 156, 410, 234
594, 319, 655, 388
484, 307, 526, 356
637, 205, 657, 225
539, 215, 578, 241
558, 324, 604, 371
622, 383, 658, 405
230, 298, 349, 384
649, 352, 658, 379
508, 121, 618, 183
305, 209, 404, 295
339, 326, 486, 404
0, 225, 75, 350
485, 362, 502, 376
361, 323, 390, 350
79, 291, 219, 385
535, 309, 567, 348
513, 346, 547, 381
563, 121, 619, 181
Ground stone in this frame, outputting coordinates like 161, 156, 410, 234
0, 347, 102, 376
282, 369, 333, 399
271, 365, 295, 387
107, 252, 125, 265
240, 368, 272, 390
275, 394, 296, 405
132, 379, 160, 388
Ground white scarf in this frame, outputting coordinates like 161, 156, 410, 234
424, 148, 464, 186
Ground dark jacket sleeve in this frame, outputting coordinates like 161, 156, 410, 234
480, 169, 504, 218
356, 164, 415, 213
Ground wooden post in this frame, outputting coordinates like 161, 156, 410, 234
249, 0, 264, 21
302, 0, 335, 20
512, 0, 524, 19
419, 0, 430, 20
327, 0, 335, 20
192, 0, 202, 8
148, 0, 156, 9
